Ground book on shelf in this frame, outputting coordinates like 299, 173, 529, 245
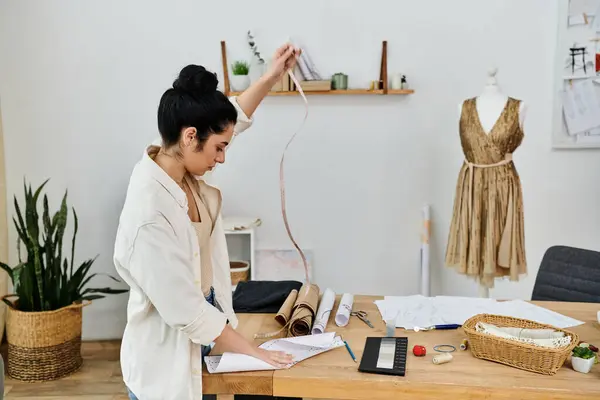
270, 65, 301, 92
298, 80, 331, 91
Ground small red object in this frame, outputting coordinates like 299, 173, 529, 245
413, 345, 426, 357
590, 344, 598, 352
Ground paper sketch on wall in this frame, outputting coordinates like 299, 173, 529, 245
255, 249, 314, 281
558, 1, 600, 144
568, 0, 600, 27
561, 78, 600, 135
564, 0, 600, 77
553, 0, 600, 147
563, 42, 597, 78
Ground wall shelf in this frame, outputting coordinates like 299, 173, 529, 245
227, 89, 414, 96
220, 40, 414, 97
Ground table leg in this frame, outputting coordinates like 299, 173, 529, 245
215, 395, 233, 400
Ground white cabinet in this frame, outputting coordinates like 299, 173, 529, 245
223, 222, 257, 291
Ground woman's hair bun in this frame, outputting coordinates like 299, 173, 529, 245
172, 64, 218, 95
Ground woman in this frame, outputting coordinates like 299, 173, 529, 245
113, 43, 300, 400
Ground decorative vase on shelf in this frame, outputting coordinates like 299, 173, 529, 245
231, 74, 250, 92
231, 60, 251, 92
331, 73, 348, 90
391, 73, 403, 90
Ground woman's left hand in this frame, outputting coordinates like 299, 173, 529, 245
267, 43, 301, 80
253, 347, 294, 368
235, 42, 302, 118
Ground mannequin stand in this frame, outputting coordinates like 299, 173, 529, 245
459, 67, 527, 132
457, 67, 527, 300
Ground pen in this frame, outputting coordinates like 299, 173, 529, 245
343, 340, 357, 363
433, 324, 462, 330
413, 324, 462, 332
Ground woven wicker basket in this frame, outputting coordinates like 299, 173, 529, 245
462, 313, 579, 375
230, 260, 249, 285
2, 295, 91, 382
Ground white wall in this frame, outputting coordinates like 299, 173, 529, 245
1, 0, 599, 340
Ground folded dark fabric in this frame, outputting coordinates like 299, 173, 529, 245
232, 280, 303, 313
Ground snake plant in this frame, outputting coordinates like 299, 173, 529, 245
0, 179, 127, 312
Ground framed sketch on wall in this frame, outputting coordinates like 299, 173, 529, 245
254, 249, 314, 281
552, 0, 600, 149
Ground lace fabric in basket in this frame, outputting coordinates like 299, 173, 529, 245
475, 322, 572, 348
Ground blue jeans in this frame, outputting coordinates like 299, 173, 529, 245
126, 287, 217, 400
127, 388, 138, 400
201, 286, 216, 357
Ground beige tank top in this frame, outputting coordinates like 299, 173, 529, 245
188, 183, 214, 297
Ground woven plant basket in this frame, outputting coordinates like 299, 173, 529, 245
462, 313, 579, 375
230, 260, 249, 285
2, 294, 91, 382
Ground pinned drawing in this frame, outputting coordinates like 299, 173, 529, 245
254, 249, 314, 281
564, 43, 596, 78
570, 46, 590, 74
560, 79, 600, 135
568, 0, 600, 26
553, 1, 600, 147
562, 1, 600, 77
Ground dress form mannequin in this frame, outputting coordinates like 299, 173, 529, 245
453, 68, 528, 298
458, 68, 527, 135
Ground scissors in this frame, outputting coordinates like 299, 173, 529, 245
351, 310, 374, 328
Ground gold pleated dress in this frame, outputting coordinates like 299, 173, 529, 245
445, 97, 527, 288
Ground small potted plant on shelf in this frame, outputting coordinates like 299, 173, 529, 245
0, 178, 128, 382
231, 60, 250, 91
571, 342, 598, 373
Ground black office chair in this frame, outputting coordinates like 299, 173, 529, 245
531, 245, 600, 302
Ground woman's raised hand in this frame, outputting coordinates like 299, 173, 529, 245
267, 43, 301, 80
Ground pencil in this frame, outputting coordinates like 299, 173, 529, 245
343, 340, 357, 362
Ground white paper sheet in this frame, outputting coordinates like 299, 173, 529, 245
569, 14, 589, 26
561, 79, 600, 135
493, 299, 585, 329
204, 332, 344, 373
334, 293, 354, 326
576, 125, 600, 143
312, 288, 336, 334
375, 295, 584, 329
569, 0, 600, 17
577, 133, 600, 143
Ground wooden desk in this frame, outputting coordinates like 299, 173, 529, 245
204, 295, 600, 400
202, 308, 283, 397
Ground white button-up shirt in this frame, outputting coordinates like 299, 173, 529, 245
113, 97, 252, 400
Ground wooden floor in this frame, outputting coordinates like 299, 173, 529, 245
3, 341, 130, 399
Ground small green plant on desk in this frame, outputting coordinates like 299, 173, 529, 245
571, 343, 598, 374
